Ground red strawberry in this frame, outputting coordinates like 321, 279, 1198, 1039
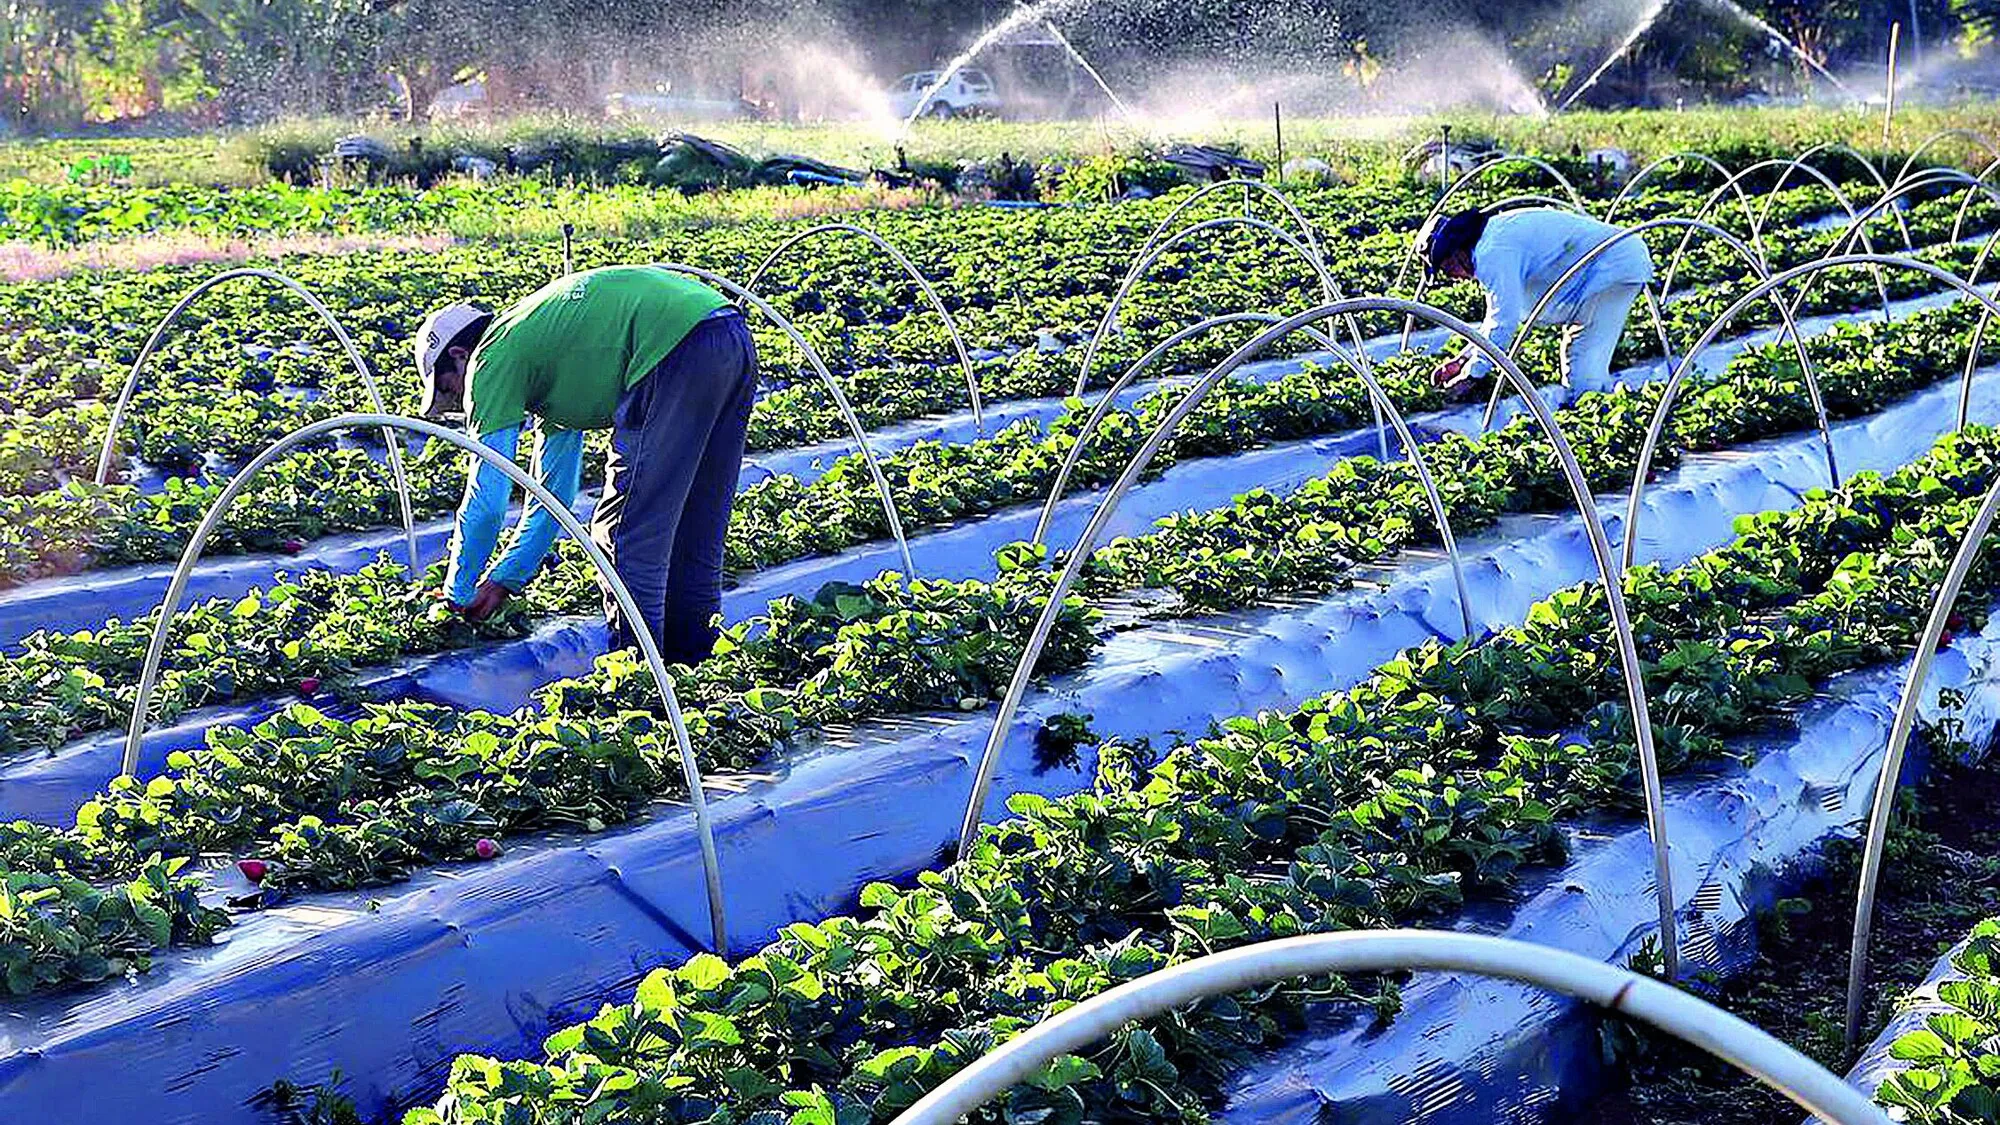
280, 538, 305, 555
237, 858, 268, 883
474, 838, 501, 860
298, 677, 322, 696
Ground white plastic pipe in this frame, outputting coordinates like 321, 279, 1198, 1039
889, 931, 1890, 1125
118, 413, 730, 954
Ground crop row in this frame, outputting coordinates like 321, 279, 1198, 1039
0, 269, 1992, 1001
408, 425, 2000, 1124
0, 183, 1962, 591
1872, 916, 2000, 1122
9, 255, 1994, 759
0, 177, 1894, 505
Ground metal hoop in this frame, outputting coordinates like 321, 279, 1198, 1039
93, 268, 419, 573
1480, 217, 1840, 496
1143, 178, 1327, 265
1664, 159, 1885, 312
889, 932, 1890, 1125
1823, 166, 2000, 262
1890, 128, 2000, 193
1955, 224, 2000, 431
957, 297, 1681, 979
1942, 156, 2000, 245
1764, 143, 1910, 251
1622, 254, 2000, 572
743, 223, 985, 438
1028, 310, 1476, 637
1604, 150, 1756, 226
1070, 215, 1357, 402
651, 261, 916, 578
117, 413, 729, 954
1844, 474, 2000, 1050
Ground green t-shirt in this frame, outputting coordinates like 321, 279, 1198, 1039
465, 266, 730, 435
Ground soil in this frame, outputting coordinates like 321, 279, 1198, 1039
1585, 756, 2000, 1123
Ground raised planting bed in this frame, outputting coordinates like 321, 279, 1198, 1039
2, 283, 1971, 823
1840, 916, 2000, 1121
1216, 615, 2000, 1123
6, 347, 1999, 1123
389, 427, 2000, 1125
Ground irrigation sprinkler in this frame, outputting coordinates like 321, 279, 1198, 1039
887, 932, 1892, 1125
1622, 254, 2000, 573
743, 223, 985, 438
1843, 470, 2000, 1052
958, 297, 1685, 980
1068, 216, 1385, 453
650, 261, 916, 579
115, 414, 731, 954
95, 268, 420, 575
1027, 309, 1476, 638
1478, 218, 1840, 498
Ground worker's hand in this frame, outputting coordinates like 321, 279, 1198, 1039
461, 580, 513, 623
1429, 355, 1469, 389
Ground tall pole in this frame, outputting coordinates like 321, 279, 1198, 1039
1440, 122, 1453, 195
1884, 22, 1901, 150
1273, 101, 1285, 179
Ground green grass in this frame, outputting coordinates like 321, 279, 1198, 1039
11, 104, 2000, 190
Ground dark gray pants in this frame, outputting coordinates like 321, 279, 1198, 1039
592, 311, 758, 664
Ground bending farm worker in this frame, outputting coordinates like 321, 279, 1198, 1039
1416, 207, 1654, 398
416, 265, 758, 665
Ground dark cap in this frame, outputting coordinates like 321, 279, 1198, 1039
1416, 209, 1491, 279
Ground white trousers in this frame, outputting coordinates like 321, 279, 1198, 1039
1559, 282, 1646, 387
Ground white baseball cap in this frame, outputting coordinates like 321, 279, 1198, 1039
414, 302, 489, 414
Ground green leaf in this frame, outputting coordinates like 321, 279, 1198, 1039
1025, 1054, 1101, 1091
680, 953, 730, 991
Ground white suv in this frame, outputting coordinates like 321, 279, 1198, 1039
888, 69, 1002, 119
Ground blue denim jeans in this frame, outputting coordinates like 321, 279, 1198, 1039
591, 310, 758, 664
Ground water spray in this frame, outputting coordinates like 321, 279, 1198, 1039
1558, 0, 1671, 112
1698, 0, 1857, 97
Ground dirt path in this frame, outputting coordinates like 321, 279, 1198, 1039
1588, 755, 2000, 1122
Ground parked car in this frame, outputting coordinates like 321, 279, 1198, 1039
887, 68, 1002, 119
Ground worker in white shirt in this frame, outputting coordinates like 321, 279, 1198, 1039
1416, 207, 1654, 398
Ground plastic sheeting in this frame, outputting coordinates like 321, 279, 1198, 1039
1836, 921, 1982, 1117
0, 311, 1810, 827
1216, 613, 2000, 1124
0, 343, 1361, 649
0, 282, 1934, 648
5, 298, 1987, 828
0, 339, 1985, 1123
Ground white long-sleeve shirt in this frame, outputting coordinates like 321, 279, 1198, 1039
1461, 209, 1655, 379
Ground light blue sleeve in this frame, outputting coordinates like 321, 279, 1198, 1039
487, 426, 585, 591
1462, 240, 1529, 381
444, 426, 521, 605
